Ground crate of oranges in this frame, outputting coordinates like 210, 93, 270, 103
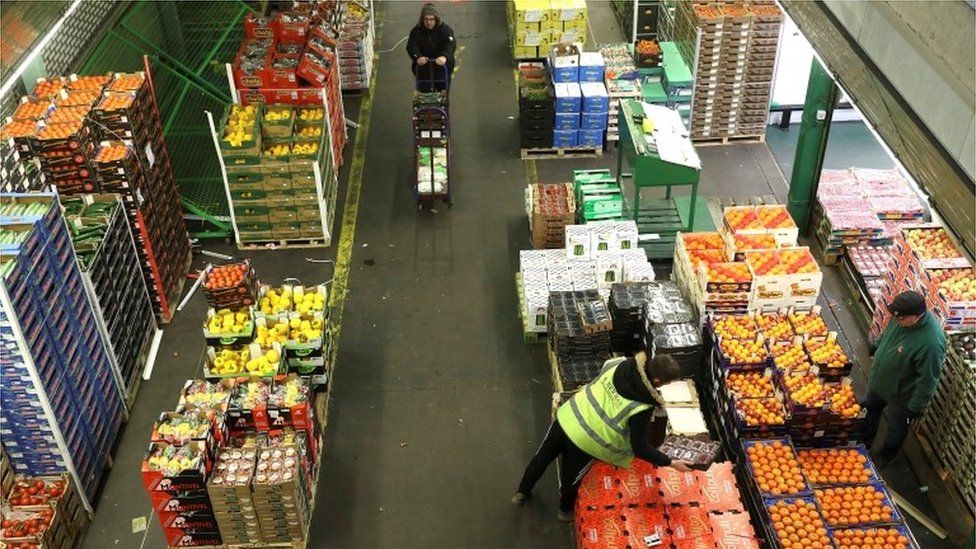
202, 261, 258, 309
93, 92, 144, 132
764, 496, 833, 549
803, 335, 853, 379
830, 525, 918, 549
700, 262, 753, 293
813, 484, 901, 527
723, 206, 765, 235
789, 308, 829, 338
742, 438, 809, 498
716, 335, 769, 370
724, 231, 778, 261
710, 314, 759, 341
756, 313, 795, 340
731, 395, 787, 433
769, 339, 811, 373
755, 205, 799, 246
796, 446, 880, 487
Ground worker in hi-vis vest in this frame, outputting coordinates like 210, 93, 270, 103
513, 352, 692, 522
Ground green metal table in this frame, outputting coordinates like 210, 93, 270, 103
616, 99, 704, 258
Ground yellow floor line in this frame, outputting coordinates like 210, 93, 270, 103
328, 43, 381, 350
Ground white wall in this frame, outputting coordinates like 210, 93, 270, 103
768, 16, 862, 124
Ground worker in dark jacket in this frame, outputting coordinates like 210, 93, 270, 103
862, 291, 946, 469
512, 352, 692, 522
406, 3, 457, 92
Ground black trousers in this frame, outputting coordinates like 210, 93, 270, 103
517, 420, 594, 513
861, 390, 910, 461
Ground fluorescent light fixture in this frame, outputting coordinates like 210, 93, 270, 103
0, 0, 83, 98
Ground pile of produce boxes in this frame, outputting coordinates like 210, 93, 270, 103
0, 71, 191, 323
217, 102, 336, 245
550, 44, 609, 150
0, 193, 125, 506
599, 43, 641, 142
920, 331, 975, 512
518, 62, 555, 149
234, 9, 346, 170
0, 473, 90, 549
507, 0, 588, 60
573, 169, 622, 222
518, 219, 652, 334
200, 262, 331, 386
673, 1, 782, 140
673, 205, 817, 317
61, 194, 157, 406
143, 374, 320, 547
704, 308, 865, 450
337, 0, 374, 91
526, 182, 575, 249
0, 129, 48, 193
815, 168, 926, 257
739, 437, 919, 548
576, 460, 759, 548
870, 224, 975, 336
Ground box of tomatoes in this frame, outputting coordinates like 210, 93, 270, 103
202, 260, 258, 309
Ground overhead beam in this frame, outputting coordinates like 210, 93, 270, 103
780, 0, 975, 255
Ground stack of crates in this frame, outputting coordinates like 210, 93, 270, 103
218, 103, 333, 245
573, 169, 623, 222
920, 331, 976, 513
507, 0, 588, 60
675, 1, 782, 140
0, 193, 125, 505
551, 45, 609, 150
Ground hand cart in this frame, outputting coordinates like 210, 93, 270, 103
413, 65, 452, 208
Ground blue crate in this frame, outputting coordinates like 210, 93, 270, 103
554, 83, 582, 112
554, 112, 581, 131
552, 130, 579, 148
580, 112, 608, 130
742, 437, 812, 498
578, 66, 604, 83
577, 129, 604, 148
827, 523, 919, 549
580, 82, 610, 113
795, 445, 881, 487
762, 496, 825, 547
812, 482, 903, 528
551, 66, 579, 83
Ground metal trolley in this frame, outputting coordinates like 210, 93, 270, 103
413, 65, 452, 208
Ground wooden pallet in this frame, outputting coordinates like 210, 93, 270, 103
515, 273, 545, 343
691, 133, 766, 146
520, 146, 603, 160
238, 238, 328, 250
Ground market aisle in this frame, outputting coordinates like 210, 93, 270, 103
313, 1, 571, 546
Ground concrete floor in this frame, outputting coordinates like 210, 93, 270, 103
81, 2, 963, 548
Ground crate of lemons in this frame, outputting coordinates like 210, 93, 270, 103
204, 341, 283, 379
203, 307, 255, 346
262, 104, 294, 138
255, 284, 329, 376
220, 103, 262, 156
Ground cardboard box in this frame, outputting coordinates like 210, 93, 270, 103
552, 129, 578, 148
553, 83, 582, 112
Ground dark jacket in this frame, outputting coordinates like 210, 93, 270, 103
406, 18, 457, 71
869, 311, 946, 415
613, 358, 673, 467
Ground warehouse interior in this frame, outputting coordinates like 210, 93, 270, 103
0, 1, 972, 549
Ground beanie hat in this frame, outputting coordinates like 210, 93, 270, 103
420, 3, 440, 24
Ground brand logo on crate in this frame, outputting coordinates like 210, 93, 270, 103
252, 28, 274, 39
240, 76, 264, 88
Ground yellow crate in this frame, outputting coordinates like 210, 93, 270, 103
552, 29, 584, 44
512, 0, 550, 22
514, 45, 540, 59
550, 0, 587, 21
514, 20, 543, 34
562, 18, 588, 33
516, 30, 547, 47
